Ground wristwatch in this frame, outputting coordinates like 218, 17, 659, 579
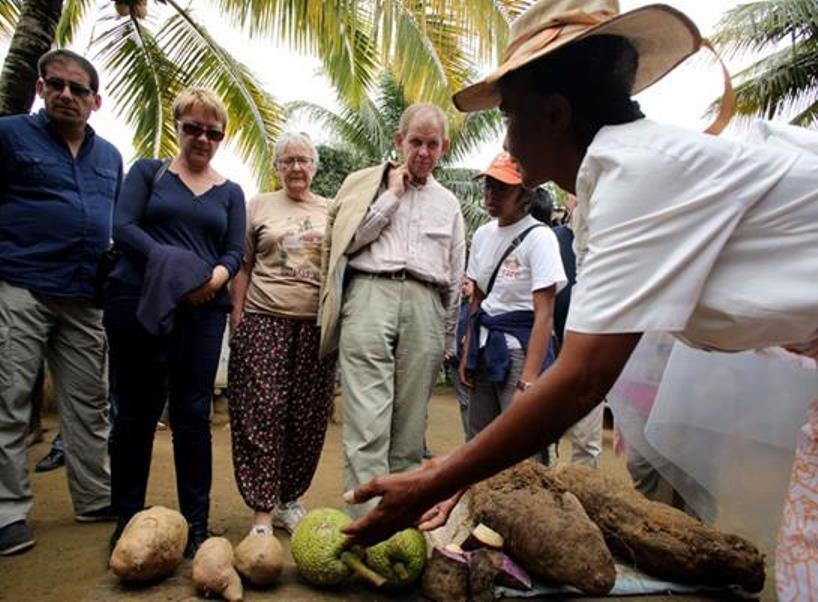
515, 379, 533, 392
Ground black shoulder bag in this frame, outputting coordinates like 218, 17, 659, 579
94, 159, 172, 305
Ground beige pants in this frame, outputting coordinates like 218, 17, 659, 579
339, 275, 445, 517
0, 281, 110, 528
568, 404, 604, 467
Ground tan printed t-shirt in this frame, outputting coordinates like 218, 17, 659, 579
243, 189, 329, 318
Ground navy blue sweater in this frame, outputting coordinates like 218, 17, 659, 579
110, 159, 245, 308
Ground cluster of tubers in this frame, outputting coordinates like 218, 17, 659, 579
109, 506, 284, 601
424, 461, 766, 599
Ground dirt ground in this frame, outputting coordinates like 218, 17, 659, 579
0, 388, 775, 601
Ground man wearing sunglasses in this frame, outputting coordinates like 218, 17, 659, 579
0, 49, 122, 555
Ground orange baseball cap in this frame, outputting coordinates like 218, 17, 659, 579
477, 151, 523, 185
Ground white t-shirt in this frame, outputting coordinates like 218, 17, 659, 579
567, 119, 818, 351
468, 215, 567, 349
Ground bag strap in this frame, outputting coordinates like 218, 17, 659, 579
485, 224, 544, 296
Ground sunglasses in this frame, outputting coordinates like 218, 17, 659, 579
43, 77, 94, 98
179, 121, 225, 142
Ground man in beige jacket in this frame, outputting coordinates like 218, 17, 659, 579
319, 104, 465, 516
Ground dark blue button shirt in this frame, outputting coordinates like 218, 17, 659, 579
0, 109, 123, 298
110, 159, 245, 308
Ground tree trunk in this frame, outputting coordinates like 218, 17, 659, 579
0, 0, 64, 117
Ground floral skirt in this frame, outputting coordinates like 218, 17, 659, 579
228, 312, 337, 512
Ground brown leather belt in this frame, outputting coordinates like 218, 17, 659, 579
349, 268, 436, 288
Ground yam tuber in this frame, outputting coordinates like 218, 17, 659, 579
192, 537, 243, 601
421, 547, 469, 602
554, 463, 766, 592
234, 532, 284, 587
469, 462, 616, 595
109, 506, 187, 583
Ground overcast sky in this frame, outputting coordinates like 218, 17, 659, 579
3, 1, 752, 198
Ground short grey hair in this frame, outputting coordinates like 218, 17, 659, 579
398, 103, 449, 139
274, 131, 319, 169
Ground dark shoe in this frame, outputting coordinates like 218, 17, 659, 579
34, 447, 65, 473
75, 504, 118, 523
184, 525, 208, 559
109, 517, 130, 552
0, 521, 35, 556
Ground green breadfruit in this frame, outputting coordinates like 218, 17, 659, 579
290, 508, 386, 588
365, 528, 427, 588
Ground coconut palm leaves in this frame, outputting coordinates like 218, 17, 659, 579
289, 73, 504, 166
712, 0, 818, 126
1, 0, 530, 185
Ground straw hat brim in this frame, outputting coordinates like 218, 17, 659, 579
453, 4, 701, 112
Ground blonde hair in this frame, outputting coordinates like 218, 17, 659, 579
172, 87, 228, 128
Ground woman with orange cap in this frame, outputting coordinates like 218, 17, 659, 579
344, 1, 818, 597
460, 152, 565, 445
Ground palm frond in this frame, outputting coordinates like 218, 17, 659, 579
789, 98, 818, 126
93, 16, 182, 159
712, 0, 818, 57
286, 99, 386, 161
0, 0, 21, 38
159, 1, 286, 191
447, 108, 503, 164
708, 39, 818, 124
55, 0, 96, 47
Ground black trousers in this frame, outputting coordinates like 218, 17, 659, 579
104, 288, 226, 530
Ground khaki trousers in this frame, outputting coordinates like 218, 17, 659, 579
339, 275, 445, 517
0, 281, 110, 528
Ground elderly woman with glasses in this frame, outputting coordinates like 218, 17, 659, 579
228, 132, 336, 537
104, 87, 245, 556
460, 152, 565, 447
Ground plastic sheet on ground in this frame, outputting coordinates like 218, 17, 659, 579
496, 562, 746, 597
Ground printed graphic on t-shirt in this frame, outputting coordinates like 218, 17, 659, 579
271, 216, 323, 281
499, 254, 524, 281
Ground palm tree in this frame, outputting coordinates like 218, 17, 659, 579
712, 0, 818, 126
0, 0, 63, 115
0, 0, 535, 188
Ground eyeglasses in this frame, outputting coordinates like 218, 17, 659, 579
278, 156, 313, 169
43, 77, 94, 98
179, 121, 226, 142
484, 178, 517, 195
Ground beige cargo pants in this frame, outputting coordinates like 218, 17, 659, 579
0, 281, 111, 528
339, 275, 445, 517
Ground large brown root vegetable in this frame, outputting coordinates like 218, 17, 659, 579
234, 532, 284, 586
554, 464, 765, 592
192, 537, 243, 601
469, 462, 616, 595
421, 547, 469, 602
109, 506, 187, 583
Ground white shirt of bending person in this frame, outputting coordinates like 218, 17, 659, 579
567, 118, 818, 352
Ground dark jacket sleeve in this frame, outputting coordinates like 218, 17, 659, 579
113, 159, 161, 259
215, 182, 246, 277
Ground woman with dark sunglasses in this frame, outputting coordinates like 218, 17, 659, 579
103, 87, 245, 557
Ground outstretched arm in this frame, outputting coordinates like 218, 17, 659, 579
343, 330, 642, 545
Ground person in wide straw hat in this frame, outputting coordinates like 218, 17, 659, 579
344, 1, 818, 594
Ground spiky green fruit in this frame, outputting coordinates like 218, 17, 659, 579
291, 508, 385, 588
365, 528, 427, 588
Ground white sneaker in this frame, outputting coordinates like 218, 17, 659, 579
273, 501, 306, 534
